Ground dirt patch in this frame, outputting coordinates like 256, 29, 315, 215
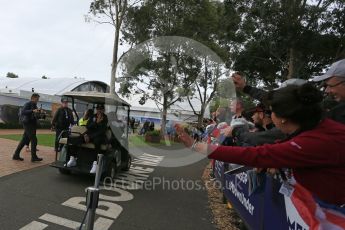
202, 163, 247, 230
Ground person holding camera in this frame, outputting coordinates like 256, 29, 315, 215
13, 93, 43, 162
51, 97, 74, 152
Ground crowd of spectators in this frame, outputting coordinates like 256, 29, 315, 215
176, 59, 345, 212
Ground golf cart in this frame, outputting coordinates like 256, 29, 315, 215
50, 91, 132, 179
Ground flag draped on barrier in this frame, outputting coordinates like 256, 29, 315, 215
290, 183, 345, 230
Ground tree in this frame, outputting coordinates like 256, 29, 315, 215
181, 1, 233, 126
88, 0, 142, 94
120, 0, 228, 133
6, 72, 18, 78
221, 0, 345, 88
118, 37, 198, 136
183, 58, 228, 125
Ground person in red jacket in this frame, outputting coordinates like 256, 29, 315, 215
176, 83, 345, 206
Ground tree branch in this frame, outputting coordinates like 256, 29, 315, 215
187, 95, 199, 116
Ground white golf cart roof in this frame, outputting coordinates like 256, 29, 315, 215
63, 91, 130, 106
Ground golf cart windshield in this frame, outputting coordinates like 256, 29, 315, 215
62, 91, 130, 146
62, 91, 130, 106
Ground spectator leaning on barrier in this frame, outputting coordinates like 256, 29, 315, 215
13, 93, 43, 162
250, 103, 274, 132
51, 97, 74, 152
312, 58, 345, 124
176, 83, 345, 206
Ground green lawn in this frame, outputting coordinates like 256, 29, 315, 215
129, 135, 181, 147
0, 133, 178, 148
0, 134, 55, 147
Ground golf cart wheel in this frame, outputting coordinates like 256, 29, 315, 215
103, 158, 118, 180
123, 155, 131, 171
110, 159, 118, 179
58, 168, 71, 175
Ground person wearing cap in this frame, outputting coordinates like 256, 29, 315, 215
13, 93, 43, 162
312, 59, 345, 124
226, 74, 306, 146
222, 103, 285, 147
250, 104, 275, 131
86, 104, 108, 173
51, 97, 74, 152
66, 104, 108, 174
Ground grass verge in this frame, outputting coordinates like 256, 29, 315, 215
0, 134, 55, 147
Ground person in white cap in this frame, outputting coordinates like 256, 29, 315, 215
312, 59, 345, 124
313, 59, 345, 102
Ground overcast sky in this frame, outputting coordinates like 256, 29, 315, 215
0, 0, 122, 84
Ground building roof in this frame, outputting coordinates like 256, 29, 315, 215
0, 77, 107, 95
0, 77, 210, 119
63, 91, 130, 106
124, 94, 210, 117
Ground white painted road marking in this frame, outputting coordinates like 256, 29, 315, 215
19, 221, 48, 230
39, 213, 80, 229
94, 217, 114, 229
19, 153, 164, 230
62, 197, 123, 219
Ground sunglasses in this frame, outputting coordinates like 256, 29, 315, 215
324, 80, 345, 88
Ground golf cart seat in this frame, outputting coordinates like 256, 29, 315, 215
59, 126, 87, 144
59, 126, 112, 151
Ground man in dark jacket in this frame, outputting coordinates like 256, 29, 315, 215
13, 93, 43, 162
86, 104, 108, 173
51, 97, 74, 152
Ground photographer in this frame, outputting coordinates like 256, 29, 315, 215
13, 93, 43, 162
51, 97, 74, 152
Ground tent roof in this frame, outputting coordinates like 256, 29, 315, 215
0, 77, 108, 95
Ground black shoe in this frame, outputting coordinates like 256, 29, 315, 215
31, 157, 43, 162
13, 156, 24, 161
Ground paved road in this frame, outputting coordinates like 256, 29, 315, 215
0, 146, 216, 230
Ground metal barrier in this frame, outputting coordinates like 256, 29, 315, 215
214, 161, 309, 230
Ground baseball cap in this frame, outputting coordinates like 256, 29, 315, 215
61, 97, 68, 103
312, 59, 345, 82
96, 104, 105, 110
249, 105, 265, 113
249, 103, 272, 115
31, 93, 40, 98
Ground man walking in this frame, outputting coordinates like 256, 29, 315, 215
51, 97, 74, 152
13, 93, 43, 162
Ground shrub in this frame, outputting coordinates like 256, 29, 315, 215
0, 122, 22, 129
145, 129, 161, 137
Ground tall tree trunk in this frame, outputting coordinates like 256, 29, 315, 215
161, 96, 168, 138
197, 105, 206, 127
110, 26, 120, 94
287, 47, 295, 79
